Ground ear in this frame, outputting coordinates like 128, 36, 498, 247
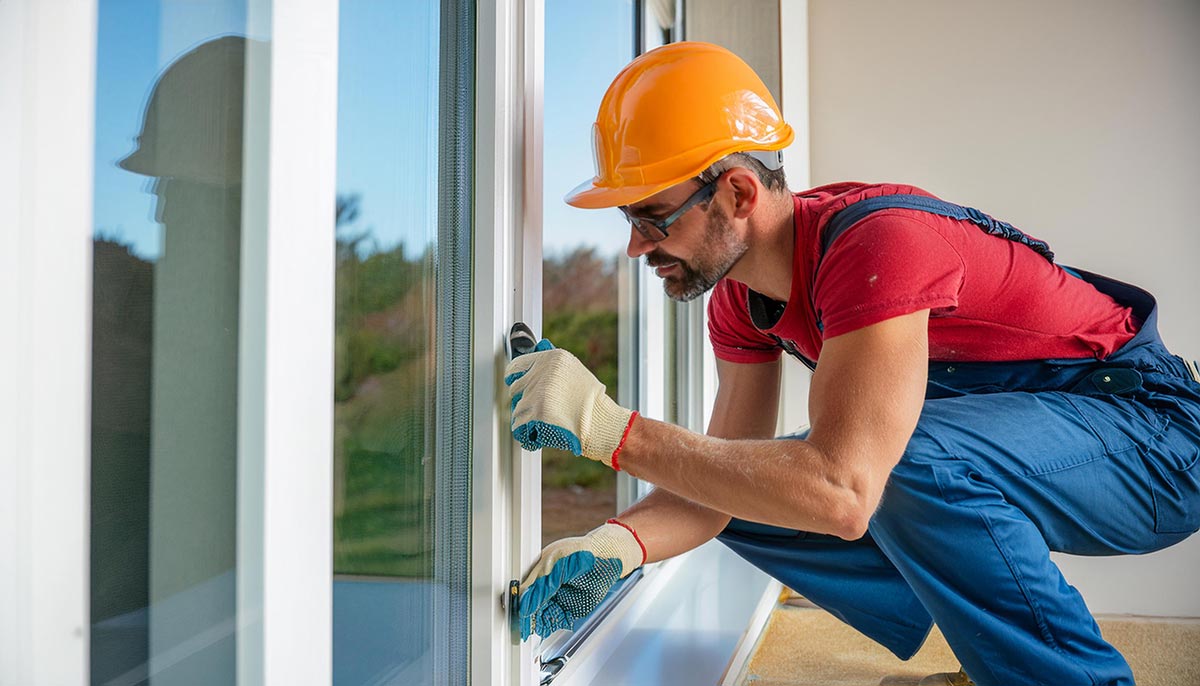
723, 167, 760, 220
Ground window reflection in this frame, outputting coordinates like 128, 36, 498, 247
91, 9, 250, 682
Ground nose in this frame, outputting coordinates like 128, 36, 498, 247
626, 225, 656, 259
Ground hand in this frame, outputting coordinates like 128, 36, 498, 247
519, 520, 646, 641
504, 341, 638, 469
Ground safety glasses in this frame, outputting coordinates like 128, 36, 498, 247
618, 178, 718, 242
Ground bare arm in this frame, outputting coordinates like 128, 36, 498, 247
616, 357, 781, 563
619, 310, 929, 540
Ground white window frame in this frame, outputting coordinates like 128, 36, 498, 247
777, 0, 813, 436
0, 1, 97, 683
479, 1, 670, 682
237, 1, 339, 683
472, 0, 543, 684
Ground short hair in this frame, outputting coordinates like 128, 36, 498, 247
695, 152, 788, 193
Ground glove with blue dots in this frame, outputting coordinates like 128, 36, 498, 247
519, 520, 645, 641
504, 340, 637, 469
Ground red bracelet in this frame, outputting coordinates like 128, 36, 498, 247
609, 411, 638, 472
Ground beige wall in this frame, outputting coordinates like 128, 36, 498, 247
795, 0, 1200, 616
685, 0, 782, 104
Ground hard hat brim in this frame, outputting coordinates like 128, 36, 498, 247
564, 176, 671, 209
117, 146, 153, 177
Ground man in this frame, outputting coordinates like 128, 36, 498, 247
506, 41, 1200, 686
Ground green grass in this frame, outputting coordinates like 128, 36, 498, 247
334, 446, 430, 577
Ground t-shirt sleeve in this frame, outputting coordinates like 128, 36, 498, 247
706, 278, 782, 363
814, 212, 965, 340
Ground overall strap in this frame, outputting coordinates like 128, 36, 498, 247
820, 193, 1056, 263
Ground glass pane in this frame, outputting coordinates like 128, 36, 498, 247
542, 0, 635, 547
332, 1, 461, 684
90, 2, 253, 683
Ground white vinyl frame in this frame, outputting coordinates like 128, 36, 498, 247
473, 0, 542, 685
237, 1, 339, 684
776, 0, 813, 436
0, 0, 97, 683
474, 1, 672, 682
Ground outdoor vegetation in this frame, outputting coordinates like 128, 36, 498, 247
333, 195, 620, 576
540, 248, 620, 546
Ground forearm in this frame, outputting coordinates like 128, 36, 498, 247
618, 416, 870, 539
614, 487, 731, 564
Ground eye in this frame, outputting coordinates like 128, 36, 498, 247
621, 210, 652, 226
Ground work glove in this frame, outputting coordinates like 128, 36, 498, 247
504, 340, 638, 469
519, 520, 646, 640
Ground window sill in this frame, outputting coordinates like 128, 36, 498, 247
539, 539, 778, 686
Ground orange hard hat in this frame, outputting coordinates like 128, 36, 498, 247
565, 41, 793, 209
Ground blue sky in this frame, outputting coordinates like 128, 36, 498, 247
93, 0, 250, 260
335, 1, 439, 256
94, 0, 634, 261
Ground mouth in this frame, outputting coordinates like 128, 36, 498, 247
653, 262, 679, 277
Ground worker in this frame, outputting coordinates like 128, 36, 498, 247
506, 41, 1200, 686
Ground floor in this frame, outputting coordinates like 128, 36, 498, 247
737, 597, 1200, 686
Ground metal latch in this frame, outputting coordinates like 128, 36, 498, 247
538, 654, 569, 685
502, 579, 520, 644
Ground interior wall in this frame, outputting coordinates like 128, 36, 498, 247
684, 0, 781, 105
792, 0, 1200, 616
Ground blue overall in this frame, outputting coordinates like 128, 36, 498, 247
716, 196, 1200, 686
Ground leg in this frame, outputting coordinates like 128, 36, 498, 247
718, 519, 933, 660
868, 390, 1195, 686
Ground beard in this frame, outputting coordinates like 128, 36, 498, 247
646, 204, 748, 302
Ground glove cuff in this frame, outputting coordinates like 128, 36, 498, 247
589, 520, 646, 578
581, 394, 636, 468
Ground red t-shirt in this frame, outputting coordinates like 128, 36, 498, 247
708, 182, 1138, 365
